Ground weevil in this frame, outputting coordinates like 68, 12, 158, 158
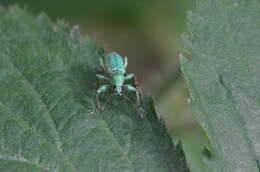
96, 52, 145, 118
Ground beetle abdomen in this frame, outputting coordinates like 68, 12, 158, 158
105, 52, 126, 73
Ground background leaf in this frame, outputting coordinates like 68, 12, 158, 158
181, 0, 260, 171
0, 6, 189, 172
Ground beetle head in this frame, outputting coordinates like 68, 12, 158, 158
112, 73, 124, 96
115, 86, 122, 96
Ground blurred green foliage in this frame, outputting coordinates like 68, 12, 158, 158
2, 0, 192, 30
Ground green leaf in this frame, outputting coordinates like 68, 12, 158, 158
181, 0, 260, 171
0, 6, 189, 172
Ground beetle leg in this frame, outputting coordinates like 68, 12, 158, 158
96, 84, 110, 109
125, 73, 135, 80
126, 73, 139, 87
99, 56, 105, 70
136, 87, 141, 106
97, 84, 110, 94
122, 94, 145, 119
101, 94, 113, 110
96, 74, 109, 81
124, 84, 140, 106
124, 57, 128, 68
124, 84, 136, 92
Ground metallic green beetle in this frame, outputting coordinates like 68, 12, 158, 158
96, 52, 144, 117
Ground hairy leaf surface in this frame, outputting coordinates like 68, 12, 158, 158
181, 0, 260, 171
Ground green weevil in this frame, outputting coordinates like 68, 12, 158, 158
96, 52, 145, 118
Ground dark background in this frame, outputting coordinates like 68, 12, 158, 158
0, 1, 207, 171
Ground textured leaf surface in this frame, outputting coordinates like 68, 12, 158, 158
181, 0, 260, 171
0, 6, 189, 172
